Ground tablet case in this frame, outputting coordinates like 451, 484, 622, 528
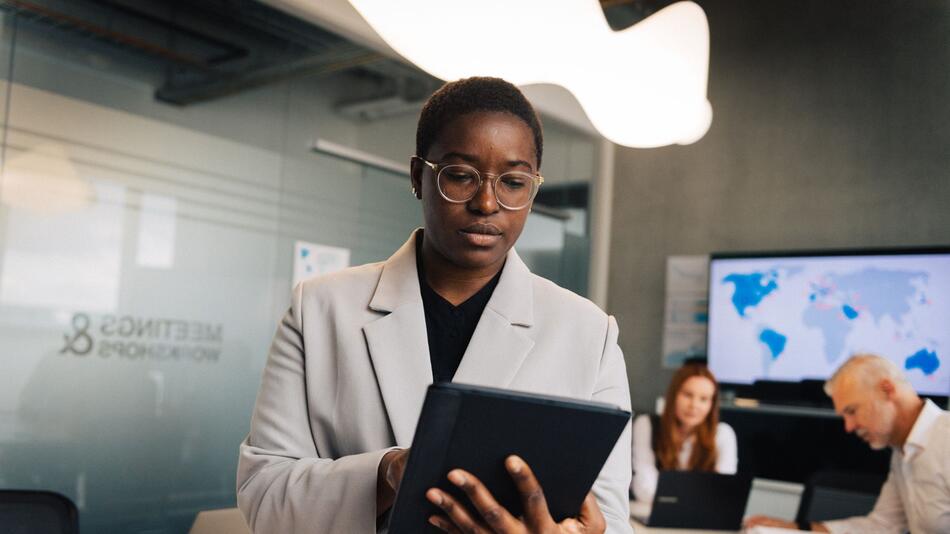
387, 382, 630, 533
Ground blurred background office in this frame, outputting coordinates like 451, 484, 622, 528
0, 0, 947, 532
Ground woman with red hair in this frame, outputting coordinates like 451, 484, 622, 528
630, 362, 738, 503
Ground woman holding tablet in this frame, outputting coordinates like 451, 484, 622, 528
237, 77, 632, 533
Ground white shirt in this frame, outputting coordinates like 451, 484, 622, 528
630, 413, 738, 503
824, 399, 950, 534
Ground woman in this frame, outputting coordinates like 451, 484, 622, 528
630, 362, 737, 504
237, 77, 632, 533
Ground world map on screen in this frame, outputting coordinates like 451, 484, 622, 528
708, 255, 950, 396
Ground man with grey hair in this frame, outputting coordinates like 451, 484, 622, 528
745, 353, 950, 533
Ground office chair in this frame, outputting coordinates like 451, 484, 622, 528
0, 490, 79, 534
794, 470, 886, 524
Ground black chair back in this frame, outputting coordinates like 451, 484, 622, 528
0, 490, 79, 534
795, 470, 886, 524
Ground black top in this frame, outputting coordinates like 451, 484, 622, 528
416, 241, 502, 383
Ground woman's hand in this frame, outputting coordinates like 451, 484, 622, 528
426, 455, 606, 534
377, 448, 410, 516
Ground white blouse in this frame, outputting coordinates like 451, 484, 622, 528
630, 413, 738, 504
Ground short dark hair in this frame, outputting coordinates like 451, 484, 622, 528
415, 77, 544, 169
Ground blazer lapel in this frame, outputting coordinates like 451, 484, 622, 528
453, 248, 535, 388
363, 231, 432, 446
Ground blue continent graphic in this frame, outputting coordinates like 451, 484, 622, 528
723, 272, 779, 317
841, 305, 859, 320
759, 328, 787, 360
905, 349, 940, 376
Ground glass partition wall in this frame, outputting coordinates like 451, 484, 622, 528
0, 7, 597, 532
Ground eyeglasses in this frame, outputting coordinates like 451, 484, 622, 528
412, 156, 544, 211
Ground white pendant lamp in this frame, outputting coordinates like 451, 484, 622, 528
346, 0, 712, 148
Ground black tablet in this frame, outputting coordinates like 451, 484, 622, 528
387, 382, 630, 533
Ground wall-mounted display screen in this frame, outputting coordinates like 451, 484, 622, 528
708, 248, 950, 397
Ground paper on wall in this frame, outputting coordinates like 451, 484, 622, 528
661, 255, 709, 368
293, 241, 350, 287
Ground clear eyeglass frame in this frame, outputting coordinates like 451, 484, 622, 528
412, 155, 544, 211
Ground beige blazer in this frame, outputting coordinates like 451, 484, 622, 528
237, 231, 632, 533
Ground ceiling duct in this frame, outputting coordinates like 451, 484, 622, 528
0, 0, 436, 109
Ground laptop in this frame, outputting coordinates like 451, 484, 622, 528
634, 471, 753, 530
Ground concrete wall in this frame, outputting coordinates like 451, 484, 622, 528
609, 0, 950, 412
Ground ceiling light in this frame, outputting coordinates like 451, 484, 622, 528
346, 0, 712, 148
